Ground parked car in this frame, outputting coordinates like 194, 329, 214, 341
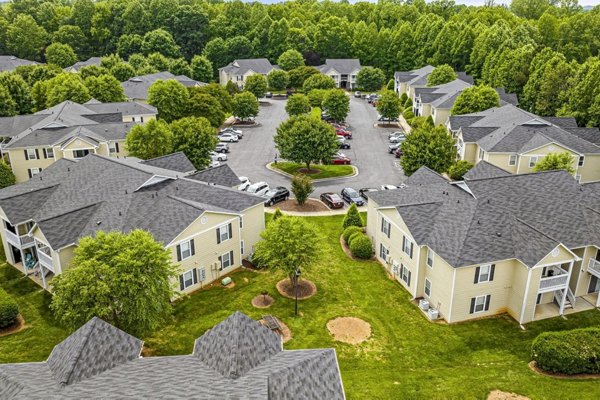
354, 91, 361, 98
359, 188, 378, 200
394, 148, 404, 158
381, 184, 398, 190
331, 153, 351, 165
367, 94, 378, 104
378, 114, 399, 122
215, 143, 230, 153
341, 188, 365, 206
262, 186, 289, 206
338, 140, 351, 149
209, 160, 220, 168
246, 181, 270, 196
336, 129, 353, 139
388, 131, 404, 138
388, 142, 401, 153
218, 132, 239, 142
320, 192, 344, 209
389, 133, 406, 143
330, 122, 350, 129
209, 151, 227, 161
220, 127, 243, 136
265, 92, 273, 98
238, 176, 251, 191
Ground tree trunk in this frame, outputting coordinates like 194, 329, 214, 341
306, 161, 311, 171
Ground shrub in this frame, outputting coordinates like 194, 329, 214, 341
342, 203, 363, 229
349, 234, 373, 259
0, 290, 19, 329
531, 327, 600, 375
348, 232, 363, 246
448, 160, 473, 180
291, 174, 314, 206
343, 226, 363, 244
402, 109, 415, 120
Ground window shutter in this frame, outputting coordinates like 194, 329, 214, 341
216, 228, 221, 244
24, 150, 29, 160
43, 149, 47, 159
35, 149, 39, 159
190, 239, 195, 256
176, 245, 182, 262
192, 268, 198, 284
469, 297, 475, 314
407, 270, 411, 287
179, 274, 184, 291
115, 142, 120, 152
484, 295, 491, 311
218, 255, 222, 269
409, 242, 413, 258
228, 223, 232, 239
381, 218, 384, 232
230, 250, 234, 266
388, 224, 391, 239
489, 264, 495, 281
28, 169, 32, 179
474, 267, 480, 284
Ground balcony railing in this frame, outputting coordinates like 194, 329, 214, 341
539, 273, 569, 291
4, 229, 20, 248
37, 250, 54, 272
588, 259, 600, 278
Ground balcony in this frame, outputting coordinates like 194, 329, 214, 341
4, 229, 35, 249
37, 250, 54, 272
588, 259, 600, 278
539, 272, 569, 292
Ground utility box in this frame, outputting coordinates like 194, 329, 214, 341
221, 277, 232, 286
419, 299, 430, 311
427, 308, 439, 321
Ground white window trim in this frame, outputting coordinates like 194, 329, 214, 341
29, 168, 41, 176
218, 223, 231, 242
27, 148, 37, 160
578, 155, 585, 167
239, 216, 243, 229
477, 264, 491, 283
44, 148, 54, 159
73, 149, 93, 159
221, 251, 232, 269
180, 240, 192, 260
402, 237, 413, 257
401, 264, 410, 285
424, 278, 431, 297
240, 240, 245, 256
379, 243, 389, 261
181, 268, 195, 290
473, 295, 487, 313
508, 154, 517, 166
381, 218, 391, 237
426, 248, 434, 268
528, 156, 538, 168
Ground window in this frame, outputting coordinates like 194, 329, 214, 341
240, 240, 245, 256
401, 264, 411, 286
140, 116, 144, 123
576, 174, 581, 183
198, 267, 206, 282
239, 216, 243, 229
529, 156, 538, 168
508, 154, 517, 166
578, 155, 585, 167
426, 248, 434, 268
179, 268, 198, 290
470, 295, 490, 314
402, 236, 413, 258
73, 149, 91, 159
474, 264, 495, 283
216, 223, 232, 243
27, 168, 41, 178
236, 75, 243, 81
379, 243, 389, 260
176, 239, 195, 261
424, 278, 431, 297
219, 250, 234, 270
381, 218, 391, 238
25, 148, 38, 160
109, 142, 120, 154
536, 293, 542, 305
478, 148, 484, 160
43, 148, 54, 159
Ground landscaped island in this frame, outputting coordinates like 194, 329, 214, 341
271, 162, 354, 180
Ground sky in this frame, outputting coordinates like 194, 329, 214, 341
450, 0, 598, 5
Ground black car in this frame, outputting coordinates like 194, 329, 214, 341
262, 186, 290, 206
265, 92, 273, 98
338, 141, 351, 149
359, 188, 378, 200
341, 188, 365, 206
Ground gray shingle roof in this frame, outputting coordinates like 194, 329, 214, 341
82, 101, 157, 116
141, 152, 196, 173
318, 59, 361, 74
0, 155, 263, 249
460, 126, 498, 142
370, 167, 600, 268
463, 161, 511, 181
0, 56, 38, 72
543, 116, 578, 128
495, 87, 519, 106
65, 57, 102, 71
219, 59, 278, 75
121, 72, 204, 100
565, 127, 600, 145
394, 65, 434, 84
187, 163, 242, 187
0, 312, 345, 399
447, 115, 484, 131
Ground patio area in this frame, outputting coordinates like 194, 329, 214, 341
14, 262, 54, 290
533, 296, 597, 321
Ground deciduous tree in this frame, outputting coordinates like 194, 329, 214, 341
171, 117, 218, 170
142, 29, 181, 58
0, 85, 17, 117
44, 73, 91, 107
288, 66, 319, 89
400, 125, 457, 176
451, 85, 500, 115
303, 73, 336, 93
356, 67, 386, 92
323, 89, 350, 122
0, 161, 16, 188
126, 119, 173, 160
533, 152, 575, 174
84, 74, 126, 103
45, 43, 77, 68
291, 174, 313, 206
232, 91, 259, 121
148, 79, 190, 122
267, 69, 289, 91
0, 72, 33, 114
285, 94, 311, 116
6, 15, 47, 61
244, 74, 268, 99
448, 160, 473, 180
427, 64, 457, 86
187, 91, 226, 128
110, 62, 136, 82
377, 90, 402, 122
190, 55, 213, 82
277, 49, 304, 71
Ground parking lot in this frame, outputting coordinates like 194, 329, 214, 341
226, 95, 406, 200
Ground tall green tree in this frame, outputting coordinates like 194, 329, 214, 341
171, 117, 218, 170
288, 66, 319, 89
0, 72, 33, 114
126, 119, 174, 160
142, 29, 181, 58
0, 85, 17, 117
148, 79, 190, 122
267, 69, 289, 91
53, 25, 89, 59
6, 15, 48, 61
323, 89, 350, 122
43, 73, 92, 108
277, 49, 304, 71
84, 74, 126, 103
232, 91, 259, 120
451, 85, 500, 115
533, 152, 575, 174
303, 74, 336, 93
45, 43, 77, 68
400, 125, 457, 176
285, 94, 311, 116
377, 90, 402, 122
110, 62, 136, 82
244, 74, 268, 99
187, 92, 226, 128
356, 67, 386, 92
427, 64, 457, 86
190, 55, 213, 82
559, 57, 600, 127
50, 230, 177, 337
510, 0, 552, 20
274, 115, 339, 171
0, 161, 16, 188
168, 58, 192, 77
291, 174, 314, 206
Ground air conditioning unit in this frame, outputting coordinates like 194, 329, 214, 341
427, 308, 439, 321
419, 299, 430, 311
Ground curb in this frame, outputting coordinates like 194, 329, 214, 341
265, 162, 359, 182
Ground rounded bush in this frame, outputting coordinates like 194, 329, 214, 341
531, 328, 600, 375
343, 226, 363, 244
349, 234, 373, 259
0, 297, 19, 329
347, 232, 363, 246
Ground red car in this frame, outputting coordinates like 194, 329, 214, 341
320, 192, 344, 209
331, 154, 351, 165
336, 129, 352, 139
394, 148, 404, 158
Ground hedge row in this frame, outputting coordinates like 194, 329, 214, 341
342, 226, 372, 259
0, 288, 19, 329
531, 327, 600, 375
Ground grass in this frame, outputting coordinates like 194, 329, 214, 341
271, 161, 354, 180
1, 215, 600, 399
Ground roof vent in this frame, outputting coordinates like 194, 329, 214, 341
496, 232, 501, 237
96, 221, 102, 225
67, 168, 70, 172
119, 211, 122, 216
125, 189, 128, 194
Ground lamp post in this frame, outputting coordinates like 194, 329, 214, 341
294, 268, 301, 316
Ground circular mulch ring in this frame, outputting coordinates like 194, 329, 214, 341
267, 198, 329, 212
487, 391, 530, 400
327, 317, 371, 345
276, 278, 317, 300
528, 361, 600, 380
0, 315, 26, 337
296, 168, 322, 175
259, 318, 292, 343
252, 294, 275, 308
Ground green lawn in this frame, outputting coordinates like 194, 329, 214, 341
1, 215, 599, 399
272, 161, 354, 179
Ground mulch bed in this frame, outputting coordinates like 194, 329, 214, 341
528, 361, 600, 380
327, 317, 371, 345
252, 294, 275, 308
296, 168, 321, 175
267, 198, 329, 212
276, 278, 317, 300
0, 315, 26, 337
375, 122, 401, 128
259, 317, 292, 343
487, 391, 530, 400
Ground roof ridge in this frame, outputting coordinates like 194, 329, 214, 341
142, 151, 187, 162
89, 154, 156, 175
0, 184, 59, 201
166, 195, 207, 211
37, 202, 101, 224
395, 200, 444, 208
465, 168, 568, 182
513, 217, 560, 245
61, 318, 96, 385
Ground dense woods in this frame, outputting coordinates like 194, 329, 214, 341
0, 0, 599, 126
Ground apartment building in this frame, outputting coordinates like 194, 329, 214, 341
121, 71, 205, 101
317, 59, 362, 90
0, 100, 157, 182
393, 65, 435, 99
219, 59, 279, 88
366, 166, 600, 324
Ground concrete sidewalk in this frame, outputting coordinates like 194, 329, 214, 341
265, 205, 366, 217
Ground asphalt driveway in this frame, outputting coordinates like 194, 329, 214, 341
226, 96, 406, 199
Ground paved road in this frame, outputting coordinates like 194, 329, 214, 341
226, 96, 406, 199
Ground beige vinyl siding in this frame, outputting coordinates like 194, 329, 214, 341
57, 245, 75, 272
534, 245, 575, 266
577, 154, 600, 183
240, 204, 265, 257
461, 142, 478, 165
486, 153, 519, 174
421, 248, 454, 320
518, 144, 576, 174
419, 103, 432, 118
508, 262, 529, 321
577, 246, 599, 297
8, 148, 56, 183
432, 108, 450, 126
521, 267, 544, 323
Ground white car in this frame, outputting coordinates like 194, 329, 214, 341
220, 127, 243, 137
209, 160, 220, 168
246, 181, 270, 196
210, 151, 227, 162
238, 176, 251, 191
218, 132, 238, 142
389, 134, 406, 143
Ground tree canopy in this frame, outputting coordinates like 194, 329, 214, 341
232, 91, 259, 120
171, 117, 218, 170
377, 90, 402, 122
323, 89, 350, 122
126, 119, 174, 160
267, 69, 289, 91
451, 85, 500, 115
303, 74, 336, 93
427, 64, 457, 86
244, 74, 268, 99
400, 125, 457, 176
533, 152, 576, 174
356, 67, 386, 92
285, 94, 311, 116
148, 79, 190, 122
45, 43, 77, 68
277, 49, 304, 71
